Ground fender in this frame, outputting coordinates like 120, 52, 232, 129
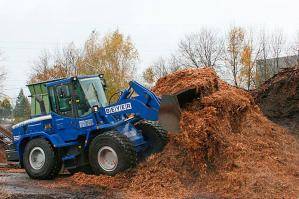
17, 131, 78, 151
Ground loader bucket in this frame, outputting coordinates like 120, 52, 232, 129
159, 88, 198, 133
159, 95, 181, 132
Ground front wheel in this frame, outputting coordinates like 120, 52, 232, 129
23, 138, 62, 179
135, 121, 168, 158
89, 131, 137, 176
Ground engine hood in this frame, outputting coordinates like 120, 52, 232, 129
12, 115, 52, 129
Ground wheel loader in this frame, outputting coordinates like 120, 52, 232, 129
5, 74, 183, 179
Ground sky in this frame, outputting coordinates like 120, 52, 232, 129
0, 0, 298, 102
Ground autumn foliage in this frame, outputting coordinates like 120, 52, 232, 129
29, 30, 139, 99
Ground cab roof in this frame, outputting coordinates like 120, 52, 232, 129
26, 75, 101, 87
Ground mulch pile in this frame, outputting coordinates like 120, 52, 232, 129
253, 67, 299, 118
60, 68, 299, 198
0, 125, 12, 163
0, 143, 6, 163
252, 67, 299, 135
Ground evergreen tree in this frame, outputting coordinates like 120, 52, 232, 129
13, 89, 30, 122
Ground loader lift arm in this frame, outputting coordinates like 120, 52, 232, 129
99, 80, 181, 132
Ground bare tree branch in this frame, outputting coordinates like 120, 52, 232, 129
270, 29, 285, 71
178, 28, 223, 68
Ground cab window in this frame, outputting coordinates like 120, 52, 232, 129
49, 84, 74, 117
73, 81, 91, 117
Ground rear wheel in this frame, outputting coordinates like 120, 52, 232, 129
135, 121, 168, 158
89, 131, 137, 176
23, 138, 62, 180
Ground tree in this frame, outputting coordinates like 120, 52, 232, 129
0, 50, 5, 96
178, 28, 223, 68
270, 30, 285, 70
29, 30, 139, 100
240, 45, 252, 89
142, 67, 155, 85
257, 29, 272, 85
30, 45, 82, 84
286, 31, 299, 67
54, 42, 82, 76
239, 31, 262, 90
225, 27, 245, 87
13, 89, 30, 123
0, 98, 12, 119
143, 57, 181, 85
79, 30, 139, 99
30, 50, 55, 83
149, 58, 169, 80
295, 32, 299, 67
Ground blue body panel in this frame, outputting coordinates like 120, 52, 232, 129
11, 78, 160, 168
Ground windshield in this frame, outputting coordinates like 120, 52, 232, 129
79, 77, 108, 108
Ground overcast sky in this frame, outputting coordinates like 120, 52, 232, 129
0, 0, 298, 101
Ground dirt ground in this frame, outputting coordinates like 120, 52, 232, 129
0, 168, 114, 199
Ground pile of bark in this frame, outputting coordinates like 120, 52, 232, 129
0, 143, 6, 163
253, 67, 299, 134
253, 67, 299, 118
68, 68, 298, 198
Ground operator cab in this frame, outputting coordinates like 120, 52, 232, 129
28, 75, 107, 118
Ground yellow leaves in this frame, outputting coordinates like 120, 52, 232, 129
79, 30, 139, 100
241, 45, 252, 67
143, 68, 155, 85
228, 27, 245, 54
29, 65, 69, 84
30, 30, 139, 101
239, 44, 256, 89
0, 97, 11, 109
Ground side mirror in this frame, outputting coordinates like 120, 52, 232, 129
99, 74, 107, 90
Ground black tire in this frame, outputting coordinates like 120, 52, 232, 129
89, 131, 137, 176
68, 165, 94, 175
135, 121, 168, 158
23, 138, 62, 180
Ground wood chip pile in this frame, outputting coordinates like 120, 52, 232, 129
253, 67, 299, 118
0, 143, 6, 163
252, 67, 299, 135
52, 68, 299, 198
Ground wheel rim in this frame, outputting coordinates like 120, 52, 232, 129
97, 146, 118, 172
29, 147, 46, 170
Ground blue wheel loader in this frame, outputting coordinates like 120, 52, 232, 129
5, 74, 184, 179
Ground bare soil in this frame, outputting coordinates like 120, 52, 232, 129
0, 168, 111, 199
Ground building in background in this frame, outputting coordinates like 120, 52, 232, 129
256, 54, 299, 86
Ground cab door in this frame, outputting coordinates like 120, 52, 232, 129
48, 84, 81, 141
